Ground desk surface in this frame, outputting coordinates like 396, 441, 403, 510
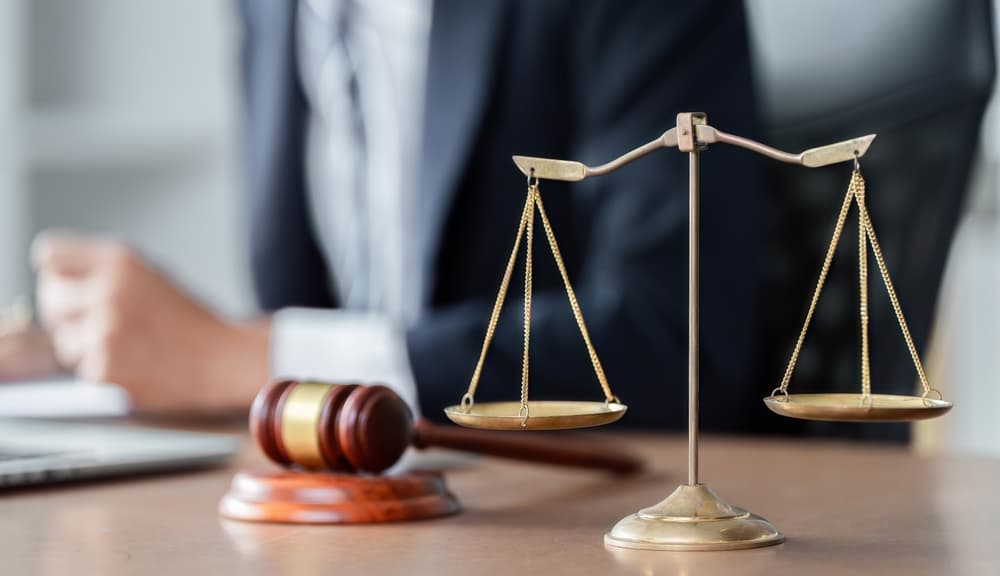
2, 427, 997, 576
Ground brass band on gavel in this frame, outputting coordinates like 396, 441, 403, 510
250, 380, 415, 473
278, 380, 333, 468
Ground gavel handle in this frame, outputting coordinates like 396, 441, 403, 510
411, 419, 642, 473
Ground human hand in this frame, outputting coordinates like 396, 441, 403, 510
33, 232, 270, 415
0, 319, 61, 382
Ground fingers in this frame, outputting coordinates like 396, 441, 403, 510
74, 317, 115, 385
31, 231, 122, 277
45, 301, 121, 380
49, 318, 88, 369
32, 231, 132, 374
0, 328, 60, 381
33, 230, 133, 332
36, 271, 94, 329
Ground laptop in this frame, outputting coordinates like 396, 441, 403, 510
0, 418, 240, 488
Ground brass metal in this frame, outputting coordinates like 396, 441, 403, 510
764, 393, 952, 422
279, 381, 331, 469
452, 182, 624, 430
604, 483, 784, 551
511, 156, 587, 181
605, 113, 783, 551
676, 112, 706, 152
512, 128, 679, 181
506, 112, 945, 551
682, 113, 700, 487
800, 135, 877, 167
512, 127, 875, 182
697, 126, 876, 168
772, 168, 948, 421
444, 401, 627, 431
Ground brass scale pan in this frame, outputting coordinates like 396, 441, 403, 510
764, 393, 951, 422
445, 392, 950, 430
445, 393, 949, 430
444, 401, 627, 431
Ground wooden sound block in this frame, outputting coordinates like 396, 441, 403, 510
219, 470, 460, 524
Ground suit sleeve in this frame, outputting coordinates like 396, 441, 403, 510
407, 0, 762, 430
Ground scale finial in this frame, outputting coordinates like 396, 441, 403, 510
512, 156, 587, 181
800, 134, 877, 167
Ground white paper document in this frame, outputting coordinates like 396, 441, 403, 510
0, 379, 130, 418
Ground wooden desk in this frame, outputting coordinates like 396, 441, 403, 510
2, 430, 997, 575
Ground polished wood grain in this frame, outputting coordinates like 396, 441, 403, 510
411, 418, 641, 473
219, 470, 459, 524
2, 429, 997, 575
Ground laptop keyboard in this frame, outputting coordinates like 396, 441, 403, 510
0, 449, 89, 487
0, 419, 239, 489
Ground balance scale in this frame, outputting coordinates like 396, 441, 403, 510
443, 112, 952, 551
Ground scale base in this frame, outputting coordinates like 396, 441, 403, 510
604, 483, 784, 551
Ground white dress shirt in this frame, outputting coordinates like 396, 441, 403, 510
272, 0, 433, 414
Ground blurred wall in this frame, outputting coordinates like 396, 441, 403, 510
927, 1, 1000, 456
0, 1, 27, 308
0, 0, 252, 317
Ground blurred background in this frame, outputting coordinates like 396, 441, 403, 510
0, 0, 996, 454
0, 0, 251, 319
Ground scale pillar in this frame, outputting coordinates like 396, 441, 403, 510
604, 112, 784, 551
678, 112, 703, 486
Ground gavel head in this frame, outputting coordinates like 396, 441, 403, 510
250, 380, 414, 474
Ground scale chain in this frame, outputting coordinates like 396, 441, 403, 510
857, 173, 872, 398
519, 188, 536, 425
462, 191, 534, 409
461, 182, 621, 417
777, 168, 936, 399
854, 179, 933, 396
777, 174, 855, 394
534, 187, 617, 404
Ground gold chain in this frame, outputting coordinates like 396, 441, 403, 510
854, 180, 933, 395
777, 168, 937, 399
519, 187, 536, 424
856, 174, 871, 397
777, 175, 855, 393
534, 188, 616, 403
461, 182, 621, 416
462, 191, 534, 409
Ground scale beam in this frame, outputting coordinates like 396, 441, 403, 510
512, 125, 876, 181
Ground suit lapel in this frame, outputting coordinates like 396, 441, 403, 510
418, 0, 507, 306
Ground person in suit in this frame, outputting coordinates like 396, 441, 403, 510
9, 0, 761, 430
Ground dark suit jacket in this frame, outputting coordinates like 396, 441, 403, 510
239, 0, 762, 430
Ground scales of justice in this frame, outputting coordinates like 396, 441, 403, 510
443, 112, 953, 551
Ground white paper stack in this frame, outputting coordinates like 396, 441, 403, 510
0, 379, 130, 418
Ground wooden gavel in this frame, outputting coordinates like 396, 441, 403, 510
251, 380, 642, 474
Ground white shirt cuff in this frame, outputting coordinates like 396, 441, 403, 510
270, 308, 420, 417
